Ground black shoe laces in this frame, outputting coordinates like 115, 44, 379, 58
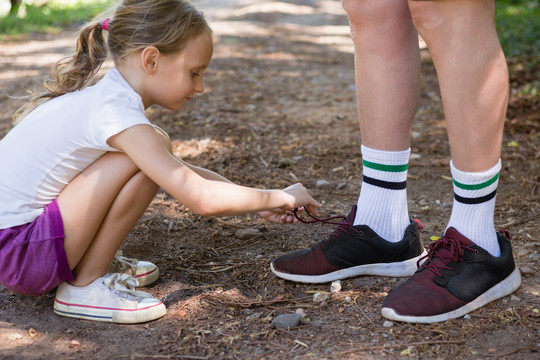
292, 207, 363, 240
418, 235, 477, 277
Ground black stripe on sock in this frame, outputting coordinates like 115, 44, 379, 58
362, 175, 407, 190
454, 189, 497, 204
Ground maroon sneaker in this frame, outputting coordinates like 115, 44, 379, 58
381, 227, 521, 323
270, 205, 427, 283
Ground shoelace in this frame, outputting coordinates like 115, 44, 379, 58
103, 273, 146, 299
418, 235, 477, 277
110, 254, 138, 272
292, 207, 363, 240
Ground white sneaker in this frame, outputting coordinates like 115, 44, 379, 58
109, 251, 159, 287
54, 273, 166, 323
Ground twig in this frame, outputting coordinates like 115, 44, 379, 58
481, 346, 538, 358
335, 340, 464, 356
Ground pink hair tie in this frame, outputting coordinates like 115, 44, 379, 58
102, 18, 110, 31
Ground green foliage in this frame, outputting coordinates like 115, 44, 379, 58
0, 0, 114, 39
496, 0, 540, 57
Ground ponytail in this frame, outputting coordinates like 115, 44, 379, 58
43, 22, 108, 99
13, 21, 108, 123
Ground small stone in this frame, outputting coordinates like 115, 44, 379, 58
383, 321, 394, 328
330, 281, 341, 293
69, 340, 80, 348
234, 228, 261, 239
519, 266, 535, 275
463, 314, 472, 320
316, 180, 330, 187
246, 312, 261, 321
510, 295, 521, 302
336, 182, 347, 190
313, 292, 330, 302
278, 158, 295, 168
295, 308, 307, 318
272, 313, 302, 329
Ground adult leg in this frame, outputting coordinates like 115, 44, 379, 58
409, 0, 507, 171
344, 0, 420, 151
343, 0, 420, 242
409, 0, 507, 254
381, 0, 520, 323
270, 0, 427, 283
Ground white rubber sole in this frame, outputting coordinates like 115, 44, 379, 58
53, 299, 166, 324
135, 267, 160, 287
381, 267, 522, 323
270, 249, 428, 284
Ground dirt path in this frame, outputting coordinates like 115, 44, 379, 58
1, 1, 539, 359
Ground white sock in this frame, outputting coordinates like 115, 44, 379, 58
354, 145, 410, 242
446, 160, 501, 257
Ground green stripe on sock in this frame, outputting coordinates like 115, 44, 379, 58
453, 173, 499, 190
363, 160, 408, 172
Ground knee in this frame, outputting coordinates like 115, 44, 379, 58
342, 0, 413, 38
408, 1, 445, 35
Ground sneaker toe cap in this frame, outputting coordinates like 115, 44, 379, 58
382, 273, 466, 317
272, 245, 339, 276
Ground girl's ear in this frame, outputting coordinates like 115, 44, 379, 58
140, 46, 160, 74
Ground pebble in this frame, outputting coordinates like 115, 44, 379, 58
272, 313, 302, 329
330, 281, 341, 293
383, 321, 394, 328
316, 180, 330, 187
234, 228, 261, 239
246, 312, 261, 321
295, 308, 307, 318
313, 292, 330, 302
510, 295, 521, 302
520, 266, 535, 275
336, 182, 347, 190
463, 314, 472, 320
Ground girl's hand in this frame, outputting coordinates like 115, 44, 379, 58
257, 209, 299, 224
281, 183, 322, 216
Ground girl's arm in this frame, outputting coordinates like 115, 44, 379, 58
108, 124, 321, 217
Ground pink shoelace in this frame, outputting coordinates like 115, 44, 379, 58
418, 235, 477, 277
292, 207, 363, 239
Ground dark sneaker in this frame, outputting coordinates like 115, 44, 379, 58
381, 227, 521, 323
270, 205, 427, 283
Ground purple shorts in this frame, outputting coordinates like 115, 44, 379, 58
0, 200, 74, 296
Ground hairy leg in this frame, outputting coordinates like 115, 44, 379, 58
408, 0, 508, 171
342, 0, 420, 150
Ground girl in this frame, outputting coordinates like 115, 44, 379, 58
0, 0, 321, 324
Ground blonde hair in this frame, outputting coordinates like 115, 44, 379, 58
13, 0, 211, 123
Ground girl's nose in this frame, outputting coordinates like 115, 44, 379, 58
195, 77, 205, 93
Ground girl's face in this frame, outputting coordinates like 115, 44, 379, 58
145, 32, 213, 110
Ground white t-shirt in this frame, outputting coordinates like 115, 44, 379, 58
0, 69, 152, 229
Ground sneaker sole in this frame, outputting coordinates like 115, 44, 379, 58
53, 299, 167, 324
135, 267, 160, 287
381, 267, 522, 323
270, 249, 428, 284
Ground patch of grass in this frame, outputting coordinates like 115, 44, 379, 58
496, 0, 540, 57
0, 0, 113, 39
